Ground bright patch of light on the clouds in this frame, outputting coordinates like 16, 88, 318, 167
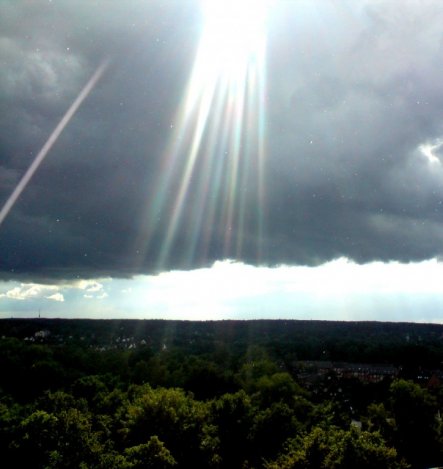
419, 138, 443, 165
0, 283, 59, 301
73, 279, 108, 299
0, 278, 108, 305
46, 293, 64, 302
75, 279, 105, 293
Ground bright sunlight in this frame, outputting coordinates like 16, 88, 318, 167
199, 0, 269, 76
141, 0, 272, 270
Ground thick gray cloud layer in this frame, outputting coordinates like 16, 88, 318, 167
1, 0, 443, 281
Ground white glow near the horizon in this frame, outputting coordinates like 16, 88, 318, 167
2, 258, 443, 322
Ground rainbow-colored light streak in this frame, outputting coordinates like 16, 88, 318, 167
148, 0, 270, 270
0, 59, 109, 228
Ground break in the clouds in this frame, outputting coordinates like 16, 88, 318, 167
0, 277, 108, 315
0, 283, 63, 301
1, 259, 443, 323
2, 0, 443, 282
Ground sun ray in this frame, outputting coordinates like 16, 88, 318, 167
137, 0, 271, 270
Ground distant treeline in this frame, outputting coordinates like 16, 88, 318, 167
2, 318, 443, 365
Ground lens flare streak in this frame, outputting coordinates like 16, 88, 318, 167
0, 59, 109, 228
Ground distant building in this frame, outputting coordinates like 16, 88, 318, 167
34, 330, 50, 339
297, 361, 398, 384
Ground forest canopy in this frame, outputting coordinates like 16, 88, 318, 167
1, 319, 443, 468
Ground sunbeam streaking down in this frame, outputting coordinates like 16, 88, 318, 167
145, 0, 270, 270
0, 59, 109, 228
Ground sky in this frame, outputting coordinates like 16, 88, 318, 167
1, 0, 443, 321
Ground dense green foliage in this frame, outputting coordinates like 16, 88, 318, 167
1, 319, 443, 468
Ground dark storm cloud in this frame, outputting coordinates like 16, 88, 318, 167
2, 0, 443, 281
264, 0, 443, 263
